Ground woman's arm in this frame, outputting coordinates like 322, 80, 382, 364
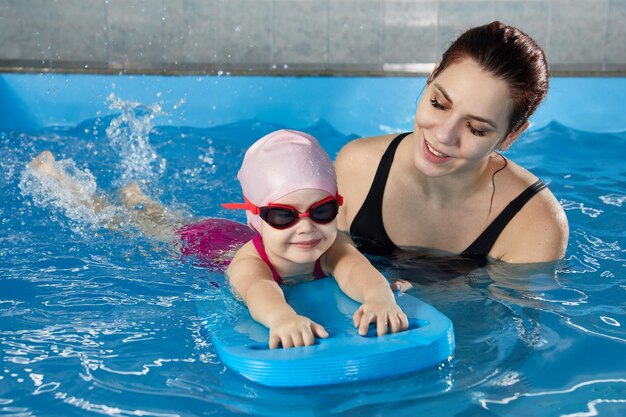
226, 242, 328, 348
323, 233, 409, 336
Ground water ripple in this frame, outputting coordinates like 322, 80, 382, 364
56, 391, 181, 417
599, 193, 626, 207
478, 379, 626, 416
561, 199, 603, 218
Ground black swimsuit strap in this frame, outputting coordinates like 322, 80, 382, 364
349, 132, 411, 253
462, 179, 547, 258
350, 133, 547, 263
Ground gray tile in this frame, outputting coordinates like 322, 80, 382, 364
273, 0, 327, 64
549, 0, 608, 66
494, 1, 550, 52
49, 0, 107, 63
163, 0, 219, 64
106, 0, 165, 67
0, 0, 50, 61
606, 0, 626, 65
437, 1, 495, 55
328, 0, 383, 65
383, 0, 438, 64
218, 0, 272, 64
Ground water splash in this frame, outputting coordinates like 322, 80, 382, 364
105, 93, 166, 189
18, 158, 118, 234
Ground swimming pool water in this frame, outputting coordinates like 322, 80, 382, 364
1, 75, 625, 416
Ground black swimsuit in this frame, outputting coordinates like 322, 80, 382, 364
349, 132, 547, 264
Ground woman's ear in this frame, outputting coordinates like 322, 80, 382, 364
498, 120, 529, 151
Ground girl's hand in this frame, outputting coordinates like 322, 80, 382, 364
353, 298, 409, 337
268, 314, 329, 349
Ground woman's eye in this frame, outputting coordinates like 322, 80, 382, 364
430, 97, 446, 110
468, 123, 486, 137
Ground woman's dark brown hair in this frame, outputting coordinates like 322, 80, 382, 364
429, 21, 549, 134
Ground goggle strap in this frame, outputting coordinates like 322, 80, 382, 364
220, 196, 260, 215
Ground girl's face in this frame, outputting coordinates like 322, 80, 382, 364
413, 58, 526, 177
260, 189, 337, 269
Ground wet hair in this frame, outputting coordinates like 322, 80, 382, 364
429, 21, 549, 135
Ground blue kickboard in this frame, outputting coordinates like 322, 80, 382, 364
201, 278, 455, 387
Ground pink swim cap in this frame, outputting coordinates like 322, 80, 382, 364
227, 129, 337, 233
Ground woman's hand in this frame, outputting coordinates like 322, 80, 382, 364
353, 296, 409, 336
390, 279, 413, 293
268, 314, 329, 349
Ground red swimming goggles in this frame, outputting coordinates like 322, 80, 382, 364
222, 194, 343, 230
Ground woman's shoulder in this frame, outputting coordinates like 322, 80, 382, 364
494, 159, 569, 262
502, 158, 567, 222
335, 134, 401, 230
335, 134, 399, 171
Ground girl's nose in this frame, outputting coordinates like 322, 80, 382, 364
294, 216, 316, 232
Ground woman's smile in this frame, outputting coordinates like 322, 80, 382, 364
423, 137, 452, 163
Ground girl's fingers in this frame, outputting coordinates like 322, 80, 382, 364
269, 333, 281, 349
358, 313, 374, 336
281, 335, 294, 349
398, 311, 409, 331
376, 315, 388, 336
311, 322, 329, 339
270, 318, 331, 349
388, 314, 401, 333
291, 332, 304, 348
353, 306, 364, 327
302, 329, 315, 346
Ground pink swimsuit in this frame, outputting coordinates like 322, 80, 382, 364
252, 234, 326, 285
176, 218, 255, 271
177, 218, 327, 284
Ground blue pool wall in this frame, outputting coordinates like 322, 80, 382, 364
1, 74, 625, 137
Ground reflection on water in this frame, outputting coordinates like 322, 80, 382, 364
1, 98, 625, 416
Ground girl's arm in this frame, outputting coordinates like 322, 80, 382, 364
323, 233, 409, 336
226, 241, 328, 348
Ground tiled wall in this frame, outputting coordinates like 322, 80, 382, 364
1, 0, 624, 74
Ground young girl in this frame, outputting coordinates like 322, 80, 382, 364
26, 129, 409, 349
221, 129, 408, 349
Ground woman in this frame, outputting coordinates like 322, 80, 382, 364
335, 21, 568, 265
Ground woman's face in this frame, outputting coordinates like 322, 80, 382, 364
413, 58, 524, 177
260, 189, 337, 268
